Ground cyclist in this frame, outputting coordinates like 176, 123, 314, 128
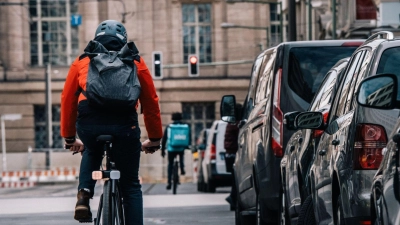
224, 103, 242, 210
161, 112, 191, 190
61, 20, 162, 225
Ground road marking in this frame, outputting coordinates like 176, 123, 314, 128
0, 194, 228, 215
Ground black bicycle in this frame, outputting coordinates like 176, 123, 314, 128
91, 135, 125, 225
172, 154, 180, 195
71, 135, 160, 224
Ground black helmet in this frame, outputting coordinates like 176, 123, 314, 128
171, 112, 183, 121
94, 20, 127, 43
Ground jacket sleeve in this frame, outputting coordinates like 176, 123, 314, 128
136, 58, 163, 139
61, 58, 80, 138
161, 125, 169, 153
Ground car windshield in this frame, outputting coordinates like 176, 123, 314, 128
377, 46, 400, 99
288, 46, 357, 103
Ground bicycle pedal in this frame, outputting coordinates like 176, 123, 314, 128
78, 218, 93, 223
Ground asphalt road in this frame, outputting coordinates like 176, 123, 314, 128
0, 182, 234, 225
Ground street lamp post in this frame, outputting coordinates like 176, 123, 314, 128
221, 22, 270, 48
1, 114, 22, 172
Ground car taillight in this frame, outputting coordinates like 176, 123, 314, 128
272, 68, 283, 157
201, 150, 205, 159
313, 111, 329, 138
353, 124, 387, 170
210, 144, 216, 160
341, 42, 363, 47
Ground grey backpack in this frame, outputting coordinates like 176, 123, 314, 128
80, 40, 141, 113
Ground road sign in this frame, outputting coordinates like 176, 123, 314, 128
71, 14, 82, 26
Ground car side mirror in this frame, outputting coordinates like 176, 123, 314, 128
221, 95, 237, 123
294, 112, 324, 130
356, 73, 398, 110
284, 111, 301, 130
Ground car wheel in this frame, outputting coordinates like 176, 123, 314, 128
206, 178, 216, 193
334, 194, 345, 225
256, 195, 268, 225
374, 192, 383, 225
297, 195, 316, 225
279, 189, 290, 225
235, 197, 242, 225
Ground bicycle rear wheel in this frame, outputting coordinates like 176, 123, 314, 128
102, 180, 112, 225
115, 182, 125, 225
172, 161, 179, 194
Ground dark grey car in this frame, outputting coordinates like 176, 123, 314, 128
220, 40, 362, 225
294, 31, 400, 224
355, 60, 400, 225
280, 57, 352, 225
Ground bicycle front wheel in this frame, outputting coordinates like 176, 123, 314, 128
102, 180, 112, 225
115, 182, 125, 225
172, 161, 179, 194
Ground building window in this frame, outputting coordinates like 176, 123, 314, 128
182, 102, 215, 145
182, 4, 212, 63
34, 105, 62, 148
29, 0, 79, 66
270, 3, 285, 46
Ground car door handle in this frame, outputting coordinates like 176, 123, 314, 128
332, 139, 340, 146
318, 149, 327, 156
252, 122, 264, 132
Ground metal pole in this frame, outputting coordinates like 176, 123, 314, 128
1, 116, 6, 172
266, 28, 269, 47
45, 64, 52, 170
279, 2, 283, 42
288, 0, 297, 41
332, 0, 336, 39
308, 0, 312, 40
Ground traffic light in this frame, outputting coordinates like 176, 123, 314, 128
188, 55, 199, 77
152, 51, 162, 79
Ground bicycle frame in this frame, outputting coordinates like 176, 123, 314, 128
93, 138, 125, 225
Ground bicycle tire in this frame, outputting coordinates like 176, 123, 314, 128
115, 182, 125, 225
102, 180, 112, 225
173, 161, 179, 195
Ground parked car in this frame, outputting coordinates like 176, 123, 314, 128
196, 128, 210, 192
280, 57, 352, 225
202, 120, 231, 192
294, 31, 400, 225
355, 65, 400, 224
220, 39, 363, 224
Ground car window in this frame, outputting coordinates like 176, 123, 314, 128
344, 50, 370, 113
255, 52, 272, 103
377, 47, 400, 99
255, 51, 276, 103
329, 51, 364, 121
310, 71, 336, 111
288, 46, 358, 103
245, 56, 265, 111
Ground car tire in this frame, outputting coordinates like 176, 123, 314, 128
334, 194, 345, 225
206, 178, 216, 193
279, 189, 290, 225
297, 195, 316, 225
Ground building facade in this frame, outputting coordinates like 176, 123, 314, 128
0, 0, 277, 153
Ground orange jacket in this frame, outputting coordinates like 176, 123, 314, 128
61, 56, 163, 140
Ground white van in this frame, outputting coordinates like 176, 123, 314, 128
202, 120, 231, 192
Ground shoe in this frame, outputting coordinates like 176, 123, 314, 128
166, 184, 171, 190
74, 189, 92, 222
181, 169, 186, 175
226, 196, 235, 211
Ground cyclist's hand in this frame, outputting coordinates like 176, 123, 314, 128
65, 139, 84, 154
141, 139, 160, 154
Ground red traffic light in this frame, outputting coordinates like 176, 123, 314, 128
189, 56, 198, 64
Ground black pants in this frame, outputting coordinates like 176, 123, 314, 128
167, 151, 184, 184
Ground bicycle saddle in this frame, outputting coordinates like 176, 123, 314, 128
96, 135, 114, 142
